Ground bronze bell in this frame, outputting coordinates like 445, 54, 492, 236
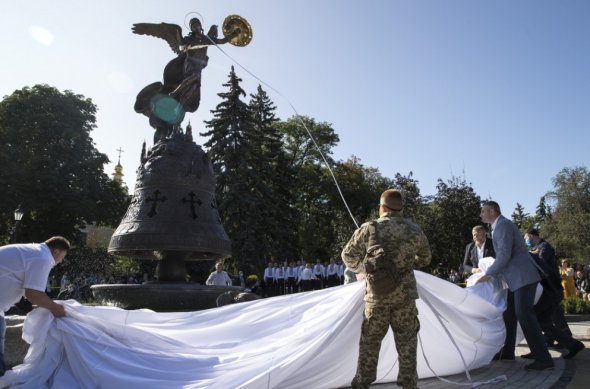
108, 125, 231, 281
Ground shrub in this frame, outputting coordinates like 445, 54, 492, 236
561, 297, 590, 314
561, 297, 577, 314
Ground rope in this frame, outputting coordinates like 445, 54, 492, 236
418, 297, 507, 387
205, 35, 507, 388
203, 34, 509, 388
204, 36, 359, 229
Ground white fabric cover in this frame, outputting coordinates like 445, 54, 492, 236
465, 256, 509, 310
0, 271, 505, 389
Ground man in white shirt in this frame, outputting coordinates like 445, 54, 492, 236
0, 236, 70, 376
263, 262, 275, 297
296, 261, 305, 293
274, 263, 285, 295
296, 261, 305, 279
312, 259, 325, 290
326, 259, 340, 287
462, 225, 495, 276
297, 263, 315, 292
205, 262, 233, 286
285, 261, 296, 294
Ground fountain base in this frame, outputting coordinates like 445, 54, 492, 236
91, 283, 243, 312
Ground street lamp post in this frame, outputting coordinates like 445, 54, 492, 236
11, 204, 24, 243
11, 204, 34, 313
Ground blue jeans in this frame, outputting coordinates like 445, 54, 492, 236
0, 316, 5, 376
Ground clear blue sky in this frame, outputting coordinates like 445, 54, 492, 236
1, 0, 588, 217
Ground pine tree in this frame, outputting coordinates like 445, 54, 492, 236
511, 202, 529, 229
249, 85, 298, 261
536, 196, 547, 223
200, 67, 266, 271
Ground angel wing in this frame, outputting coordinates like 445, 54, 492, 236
132, 23, 183, 54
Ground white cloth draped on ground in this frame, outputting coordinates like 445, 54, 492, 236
465, 257, 509, 311
0, 271, 506, 389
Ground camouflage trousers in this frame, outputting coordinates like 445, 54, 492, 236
351, 297, 420, 389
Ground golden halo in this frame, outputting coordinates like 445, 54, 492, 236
184, 12, 204, 30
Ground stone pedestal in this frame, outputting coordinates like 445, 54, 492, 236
4, 315, 27, 368
91, 283, 243, 312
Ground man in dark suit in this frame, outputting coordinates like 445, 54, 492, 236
478, 201, 553, 371
463, 225, 495, 275
524, 228, 585, 359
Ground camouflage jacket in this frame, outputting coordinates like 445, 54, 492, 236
341, 211, 432, 301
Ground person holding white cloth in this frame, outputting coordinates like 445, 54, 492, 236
465, 257, 508, 310
463, 225, 495, 275
477, 201, 553, 371
0, 236, 70, 376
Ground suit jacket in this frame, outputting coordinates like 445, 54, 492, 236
463, 239, 495, 274
485, 215, 540, 291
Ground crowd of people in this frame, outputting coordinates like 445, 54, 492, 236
561, 259, 590, 301
1, 193, 589, 387
40, 258, 353, 305
38, 249, 590, 307
33, 258, 354, 306
258, 259, 347, 296
429, 229, 590, 304
203, 258, 351, 297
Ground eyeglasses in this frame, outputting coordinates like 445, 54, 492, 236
379, 203, 402, 212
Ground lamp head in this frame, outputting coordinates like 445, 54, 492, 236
14, 205, 24, 222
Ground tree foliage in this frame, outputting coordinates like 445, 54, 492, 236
201, 68, 266, 272
0, 85, 129, 244
276, 116, 341, 261
277, 116, 340, 171
543, 166, 590, 261
419, 177, 482, 271
198, 69, 489, 276
390, 172, 423, 219
58, 248, 117, 280
511, 202, 529, 229
16, 81, 590, 282
248, 85, 298, 262
327, 156, 393, 259
536, 196, 548, 223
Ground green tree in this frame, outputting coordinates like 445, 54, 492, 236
390, 171, 424, 220
276, 116, 340, 261
543, 166, 590, 262
201, 68, 268, 272
536, 196, 548, 223
328, 156, 394, 258
278, 116, 340, 171
511, 202, 529, 230
58, 248, 118, 281
248, 85, 298, 264
0, 85, 129, 244
421, 177, 482, 272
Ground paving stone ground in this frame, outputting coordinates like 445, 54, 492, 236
366, 320, 590, 389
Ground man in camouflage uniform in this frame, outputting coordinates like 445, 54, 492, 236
342, 189, 431, 389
